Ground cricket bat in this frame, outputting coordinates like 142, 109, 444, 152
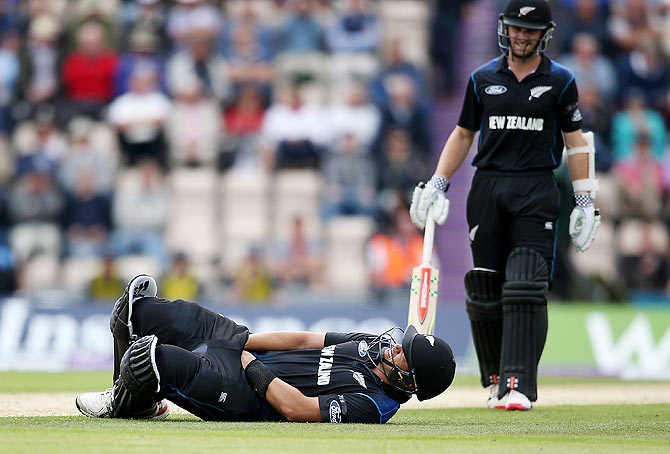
407, 205, 438, 335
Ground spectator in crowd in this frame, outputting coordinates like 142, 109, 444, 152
166, 30, 230, 103
610, 90, 667, 162
166, 76, 219, 168
260, 82, 329, 170
166, 0, 223, 50
321, 133, 376, 220
275, 0, 327, 85
58, 116, 115, 194
61, 20, 118, 119
578, 85, 613, 171
612, 133, 667, 220
62, 170, 112, 258
0, 30, 19, 133
369, 38, 426, 108
608, 0, 658, 53
273, 216, 324, 290
225, 24, 275, 102
7, 159, 64, 264
554, 0, 611, 55
12, 105, 67, 177
325, 0, 380, 54
18, 14, 62, 107
559, 33, 617, 100
375, 128, 429, 217
366, 203, 423, 303
277, 0, 325, 54
616, 39, 669, 110
326, 0, 381, 81
429, 0, 473, 96
118, 0, 168, 53
372, 74, 430, 159
658, 0, 670, 59
160, 251, 200, 301
0, 185, 16, 295
108, 65, 171, 167
328, 81, 379, 150
114, 26, 167, 96
219, 2, 275, 63
232, 245, 276, 304
222, 86, 266, 170
88, 252, 125, 303
110, 158, 169, 269
619, 221, 670, 295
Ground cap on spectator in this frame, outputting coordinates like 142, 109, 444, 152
129, 27, 159, 52
29, 14, 61, 41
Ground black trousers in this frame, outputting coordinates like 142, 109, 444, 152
466, 170, 560, 277
130, 297, 262, 421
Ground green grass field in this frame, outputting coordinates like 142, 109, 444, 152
1, 372, 669, 454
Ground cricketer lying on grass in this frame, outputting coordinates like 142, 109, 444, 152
76, 275, 456, 423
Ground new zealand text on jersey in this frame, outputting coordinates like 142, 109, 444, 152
317, 345, 336, 385
489, 116, 544, 131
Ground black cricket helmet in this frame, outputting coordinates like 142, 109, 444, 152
402, 325, 456, 401
498, 0, 555, 56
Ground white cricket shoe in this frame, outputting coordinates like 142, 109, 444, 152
76, 388, 113, 418
486, 384, 508, 410
505, 390, 532, 411
76, 388, 170, 419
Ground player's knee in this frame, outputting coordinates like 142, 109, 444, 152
113, 335, 161, 417
465, 268, 503, 319
502, 247, 548, 305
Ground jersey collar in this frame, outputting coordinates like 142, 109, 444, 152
496, 54, 551, 76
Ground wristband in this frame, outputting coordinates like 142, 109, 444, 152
429, 174, 450, 193
573, 193, 593, 207
245, 359, 276, 399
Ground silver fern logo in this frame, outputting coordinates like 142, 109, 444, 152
519, 6, 536, 16
529, 86, 552, 100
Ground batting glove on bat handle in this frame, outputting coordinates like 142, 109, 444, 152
409, 181, 450, 230
569, 193, 601, 252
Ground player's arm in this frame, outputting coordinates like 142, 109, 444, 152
434, 125, 477, 180
241, 350, 321, 422
563, 129, 589, 183
244, 331, 326, 351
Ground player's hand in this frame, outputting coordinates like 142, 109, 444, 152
569, 193, 600, 252
409, 181, 450, 230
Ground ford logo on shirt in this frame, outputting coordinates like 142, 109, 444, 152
485, 85, 507, 95
329, 400, 342, 423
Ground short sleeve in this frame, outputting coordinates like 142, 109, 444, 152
318, 393, 399, 424
557, 78, 583, 133
324, 332, 375, 346
457, 76, 483, 132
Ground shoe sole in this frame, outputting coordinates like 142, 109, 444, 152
506, 403, 531, 411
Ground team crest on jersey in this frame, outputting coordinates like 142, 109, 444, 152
571, 109, 582, 122
352, 371, 367, 388
329, 399, 342, 423
357, 340, 368, 357
529, 86, 552, 100
485, 85, 507, 95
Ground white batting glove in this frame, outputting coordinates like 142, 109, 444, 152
409, 177, 450, 230
569, 193, 601, 252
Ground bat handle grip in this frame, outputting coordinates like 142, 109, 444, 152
423, 204, 436, 265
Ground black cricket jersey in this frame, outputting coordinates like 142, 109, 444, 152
458, 55, 583, 171
256, 332, 409, 423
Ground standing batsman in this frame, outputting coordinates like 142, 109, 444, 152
76, 275, 456, 423
410, 0, 600, 411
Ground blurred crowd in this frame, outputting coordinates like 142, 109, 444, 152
547, 0, 670, 302
0, 0, 433, 304
0, 0, 667, 305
